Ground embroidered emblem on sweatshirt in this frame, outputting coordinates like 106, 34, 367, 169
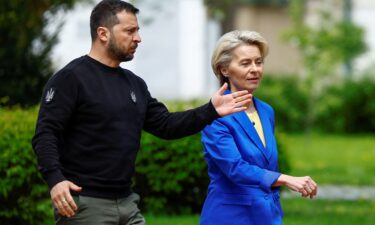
45, 88, 55, 103
130, 91, 137, 103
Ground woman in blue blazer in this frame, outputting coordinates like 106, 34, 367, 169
199, 30, 318, 225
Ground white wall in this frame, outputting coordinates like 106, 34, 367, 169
51, 0, 219, 100
352, 0, 375, 74
134, 0, 219, 99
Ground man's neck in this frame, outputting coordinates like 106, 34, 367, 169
88, 48, 120, 68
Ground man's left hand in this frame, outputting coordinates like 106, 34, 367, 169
211, 83, 252, 116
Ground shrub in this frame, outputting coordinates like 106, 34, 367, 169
134, 100, 209, 214
134, 132, 209, 214
0, 107, 53, 225
256, 75, 308, 132
316, 75, 375, 133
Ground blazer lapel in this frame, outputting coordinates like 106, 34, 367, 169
254, 98, 274, 160
224, 89, 271, 162
233, 111, 269, 162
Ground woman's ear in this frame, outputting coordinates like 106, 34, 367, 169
220, 67, 229, 77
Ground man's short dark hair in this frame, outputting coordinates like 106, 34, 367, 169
90, 0, 139, 41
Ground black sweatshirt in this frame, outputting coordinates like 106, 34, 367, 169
32, 55, 219, 198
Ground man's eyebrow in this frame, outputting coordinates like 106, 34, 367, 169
124, 25, 140, 30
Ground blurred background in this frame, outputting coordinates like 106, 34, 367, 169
1, 0, 375, 225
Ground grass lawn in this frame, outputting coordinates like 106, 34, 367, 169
280, 132, 375, 185
281, 198, 375, 225
145, 198, 375, 225
145, 214, 200, 225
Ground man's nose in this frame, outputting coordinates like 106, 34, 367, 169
133, 32, 141, 43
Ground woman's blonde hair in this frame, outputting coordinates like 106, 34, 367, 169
211, 30, 269, 86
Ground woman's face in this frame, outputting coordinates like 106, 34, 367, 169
221, 44, 264, 94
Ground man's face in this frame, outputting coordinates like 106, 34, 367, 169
107, 11, 141, 62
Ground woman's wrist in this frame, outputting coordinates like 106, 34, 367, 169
273, 174, 288, 187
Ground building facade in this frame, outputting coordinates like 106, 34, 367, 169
52, 0, 375, 99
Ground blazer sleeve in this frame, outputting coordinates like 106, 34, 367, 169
202, 119, 280, 192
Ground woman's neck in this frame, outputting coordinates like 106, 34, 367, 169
245, 101, 256, 113
230, 87, 254, 111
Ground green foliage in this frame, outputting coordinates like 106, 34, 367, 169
282, 198, 375, 225
256, 75, 308, 132
284, 0, 367, 132
145, 214, 200, 225
134, 100, 210, 214
284, 133, 375, 185
275, 130, 291, 174
204, 0, 238, 20
285, 0, 367, 76
316, 75, 375, 133
134, 132, 209, 214
0, 107, 53, 225
0, 0, 85, 107
256, 74, 375, 133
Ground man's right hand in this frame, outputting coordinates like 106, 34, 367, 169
51, 180, 82, 217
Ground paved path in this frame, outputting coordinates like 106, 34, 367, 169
281, 185, 375, 200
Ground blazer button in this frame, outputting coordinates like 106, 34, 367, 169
264, 194, 269, 200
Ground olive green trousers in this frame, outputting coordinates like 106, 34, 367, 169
55, 193, 145, 225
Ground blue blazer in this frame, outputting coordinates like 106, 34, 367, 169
199, 96, 283, 225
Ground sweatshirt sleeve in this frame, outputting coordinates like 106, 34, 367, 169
142, 87, 219, 140
32, 70, 78, 189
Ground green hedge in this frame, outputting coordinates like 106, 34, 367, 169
134, 132, 210, 214
315, 76, 375, 133
257, 75, 375, 133
134, 100, 215, 213
0, 107, 53, 225
256, 75, 308, 132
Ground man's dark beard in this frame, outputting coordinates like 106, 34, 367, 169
108, 36, 134, 62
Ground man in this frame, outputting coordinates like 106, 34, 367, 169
32, 1, 251, 224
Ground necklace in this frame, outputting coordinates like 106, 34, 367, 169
245, 109, 266, 147
246, 110, 257, 126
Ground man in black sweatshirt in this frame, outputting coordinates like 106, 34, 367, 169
32, 1, 251, 224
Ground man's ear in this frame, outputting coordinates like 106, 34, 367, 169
97, 26, 110, 42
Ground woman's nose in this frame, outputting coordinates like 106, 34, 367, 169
249, 62, 260, 72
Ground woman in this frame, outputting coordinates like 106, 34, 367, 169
199, 30, 318, 225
